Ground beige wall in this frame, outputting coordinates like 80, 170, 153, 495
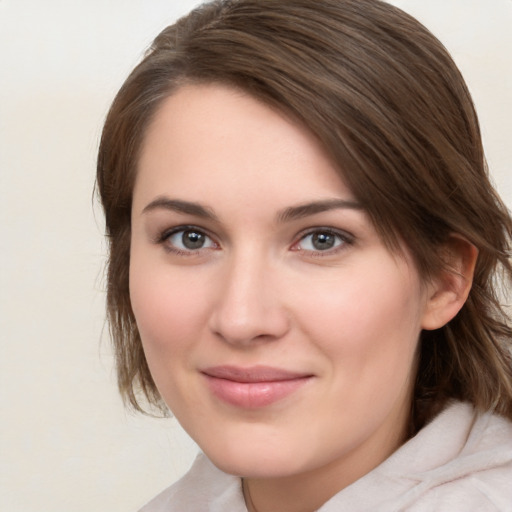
1, 1, 510, 510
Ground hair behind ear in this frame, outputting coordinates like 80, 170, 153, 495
414, 235, 512, 430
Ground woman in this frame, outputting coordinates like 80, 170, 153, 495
97, 0, 512, 510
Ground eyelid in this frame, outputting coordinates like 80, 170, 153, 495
156, 224, 220, 254
291, 227, 354, 254
156, 224, 208, 241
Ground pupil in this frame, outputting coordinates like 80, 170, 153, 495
312, 232, 335, 250
182, 230, 205, 249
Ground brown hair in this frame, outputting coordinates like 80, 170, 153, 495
97, 0, 512, 428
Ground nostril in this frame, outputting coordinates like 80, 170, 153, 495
208, 303, 290, 347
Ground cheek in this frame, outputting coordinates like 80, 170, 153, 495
128, 258, 210, 360
128, 258, 217, 412
295, 262, 424, 371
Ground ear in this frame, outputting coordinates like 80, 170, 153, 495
421, 235, 478, 331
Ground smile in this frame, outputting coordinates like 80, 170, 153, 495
201, 365, 313, 409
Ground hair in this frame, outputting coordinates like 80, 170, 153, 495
97, 0, 512, 429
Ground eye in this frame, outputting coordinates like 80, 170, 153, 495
164, 227, 217, 252
294, 229, 351, 253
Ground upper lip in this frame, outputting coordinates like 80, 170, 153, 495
201, 365, 312, 383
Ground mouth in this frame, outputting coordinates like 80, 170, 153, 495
201, 365, 314, 409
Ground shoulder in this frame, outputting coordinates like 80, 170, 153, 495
408, 467, 512, 512
138, 452, 247, 512
396, 403, 512, 511
321, 402, 512, 512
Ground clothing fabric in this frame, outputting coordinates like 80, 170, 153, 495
139, 402, 512, 511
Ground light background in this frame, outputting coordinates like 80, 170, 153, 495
0, 1, 510, 511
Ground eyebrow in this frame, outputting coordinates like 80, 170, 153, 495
142, 197, 218, 220
141, 196, 363, 223
276, 199, 363, 223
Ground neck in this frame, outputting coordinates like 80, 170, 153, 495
242, 478, 258, 512
241, 424, 408, 512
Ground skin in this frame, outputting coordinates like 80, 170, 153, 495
129, 84, 471, 512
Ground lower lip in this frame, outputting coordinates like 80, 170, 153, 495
204, 375, 311, 409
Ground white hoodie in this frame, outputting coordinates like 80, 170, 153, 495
139, 402, 512, 511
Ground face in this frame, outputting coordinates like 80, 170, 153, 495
130, 84, 434, 486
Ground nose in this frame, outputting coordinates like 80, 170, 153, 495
208, 251, 290, 347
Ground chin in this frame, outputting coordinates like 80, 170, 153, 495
201, 435, 309, 479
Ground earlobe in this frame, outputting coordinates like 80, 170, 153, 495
421, 235, 479, 331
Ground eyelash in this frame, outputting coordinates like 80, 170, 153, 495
156, 226, 354, 257
291, 228, 354, 257
157, 225, 219, 256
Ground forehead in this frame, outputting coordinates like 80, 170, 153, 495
134, 83, 352, 214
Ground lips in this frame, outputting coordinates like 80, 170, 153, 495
201, 365, 313, 408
